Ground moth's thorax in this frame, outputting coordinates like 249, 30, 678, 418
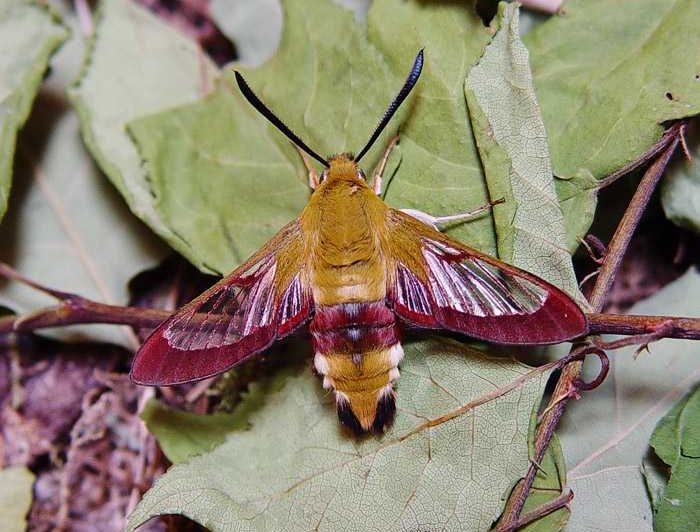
301, 155, 390, 306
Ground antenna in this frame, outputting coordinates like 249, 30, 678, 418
234, 72, 329, 168
354, 49, 424, 164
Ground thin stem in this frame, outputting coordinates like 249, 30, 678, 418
502, 490, 574, 532
495, 121, 686, 531
597, 122, 684, 189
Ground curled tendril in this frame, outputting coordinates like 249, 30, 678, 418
560, 345, 610, 392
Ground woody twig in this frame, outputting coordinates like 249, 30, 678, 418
494, 120, 689, 531
1, 264, 699, 341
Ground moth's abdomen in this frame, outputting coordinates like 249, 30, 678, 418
310, 302, 403, 433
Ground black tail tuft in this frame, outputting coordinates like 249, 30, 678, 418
336, 399, 365, 435
371, 390, 396, 433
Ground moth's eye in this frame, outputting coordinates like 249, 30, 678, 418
357, 169, 366, 180
319, 171, 328, 183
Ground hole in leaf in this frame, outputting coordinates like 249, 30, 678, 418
665, 92, 674, 101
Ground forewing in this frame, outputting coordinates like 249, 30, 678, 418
386, 210, 587, 344
131, 221, 312, 385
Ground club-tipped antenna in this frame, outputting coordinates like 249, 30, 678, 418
354, 49, 424, 164
234, 72, 329, 168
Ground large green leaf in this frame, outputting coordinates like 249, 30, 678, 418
129, 338, 551, 531
649, 387, 700, 531
525, 0, 700, 241
68, 0, 218, 266
0, 5, 164, 347
128, 0, 406, 273
368, 0, 495, 255
126, 0, 505, 275
465, 3, 584, 303
526, 0, 700, 179
141, 373, 278, 464
0, 466, 35, 532
0, 1, 67, 221
551, 269, 700, 531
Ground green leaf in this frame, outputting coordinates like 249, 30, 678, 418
551, 268, 700, 531
127, 88, 309, 273
0, 465, 35, 532
525, 0, 700, 241
661, 121, 700, 234
553, 170, 598, 252
655, 453, 700, 531
526, 0, 700, 179
0, 0, 68, 221
520, 435, 570, 532
649, 387, 700, 532
369, 0, 496, 256
126, 0, 506, 275
129, 0, 407, 272
68, 0, 219, 265
141, 372, 282, 464
0, 6, 164, 347
142, 400, 244, 465
650, 391, 688, 468
465, 3, 584, 304
129, 338, 552, 531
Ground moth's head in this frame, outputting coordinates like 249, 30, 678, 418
322, 153, 366, 184
233, 49, 423, 183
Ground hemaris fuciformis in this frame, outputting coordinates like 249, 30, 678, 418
131, 50, 587, 433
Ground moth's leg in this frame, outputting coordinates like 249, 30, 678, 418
401, 198, 505, 231
295, 145, 320, 189
370, 134, 400, 195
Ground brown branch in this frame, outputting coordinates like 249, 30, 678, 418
0, 302, 167, 335
1, 285, 699, 342
588, 134, 681, 307
587, 313, 700, 341
495, 121, 686, 531
506, 490, 574, 530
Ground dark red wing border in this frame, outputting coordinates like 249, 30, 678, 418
131, 321, 279, 386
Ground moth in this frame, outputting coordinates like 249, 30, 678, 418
131, 50, 588, 433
